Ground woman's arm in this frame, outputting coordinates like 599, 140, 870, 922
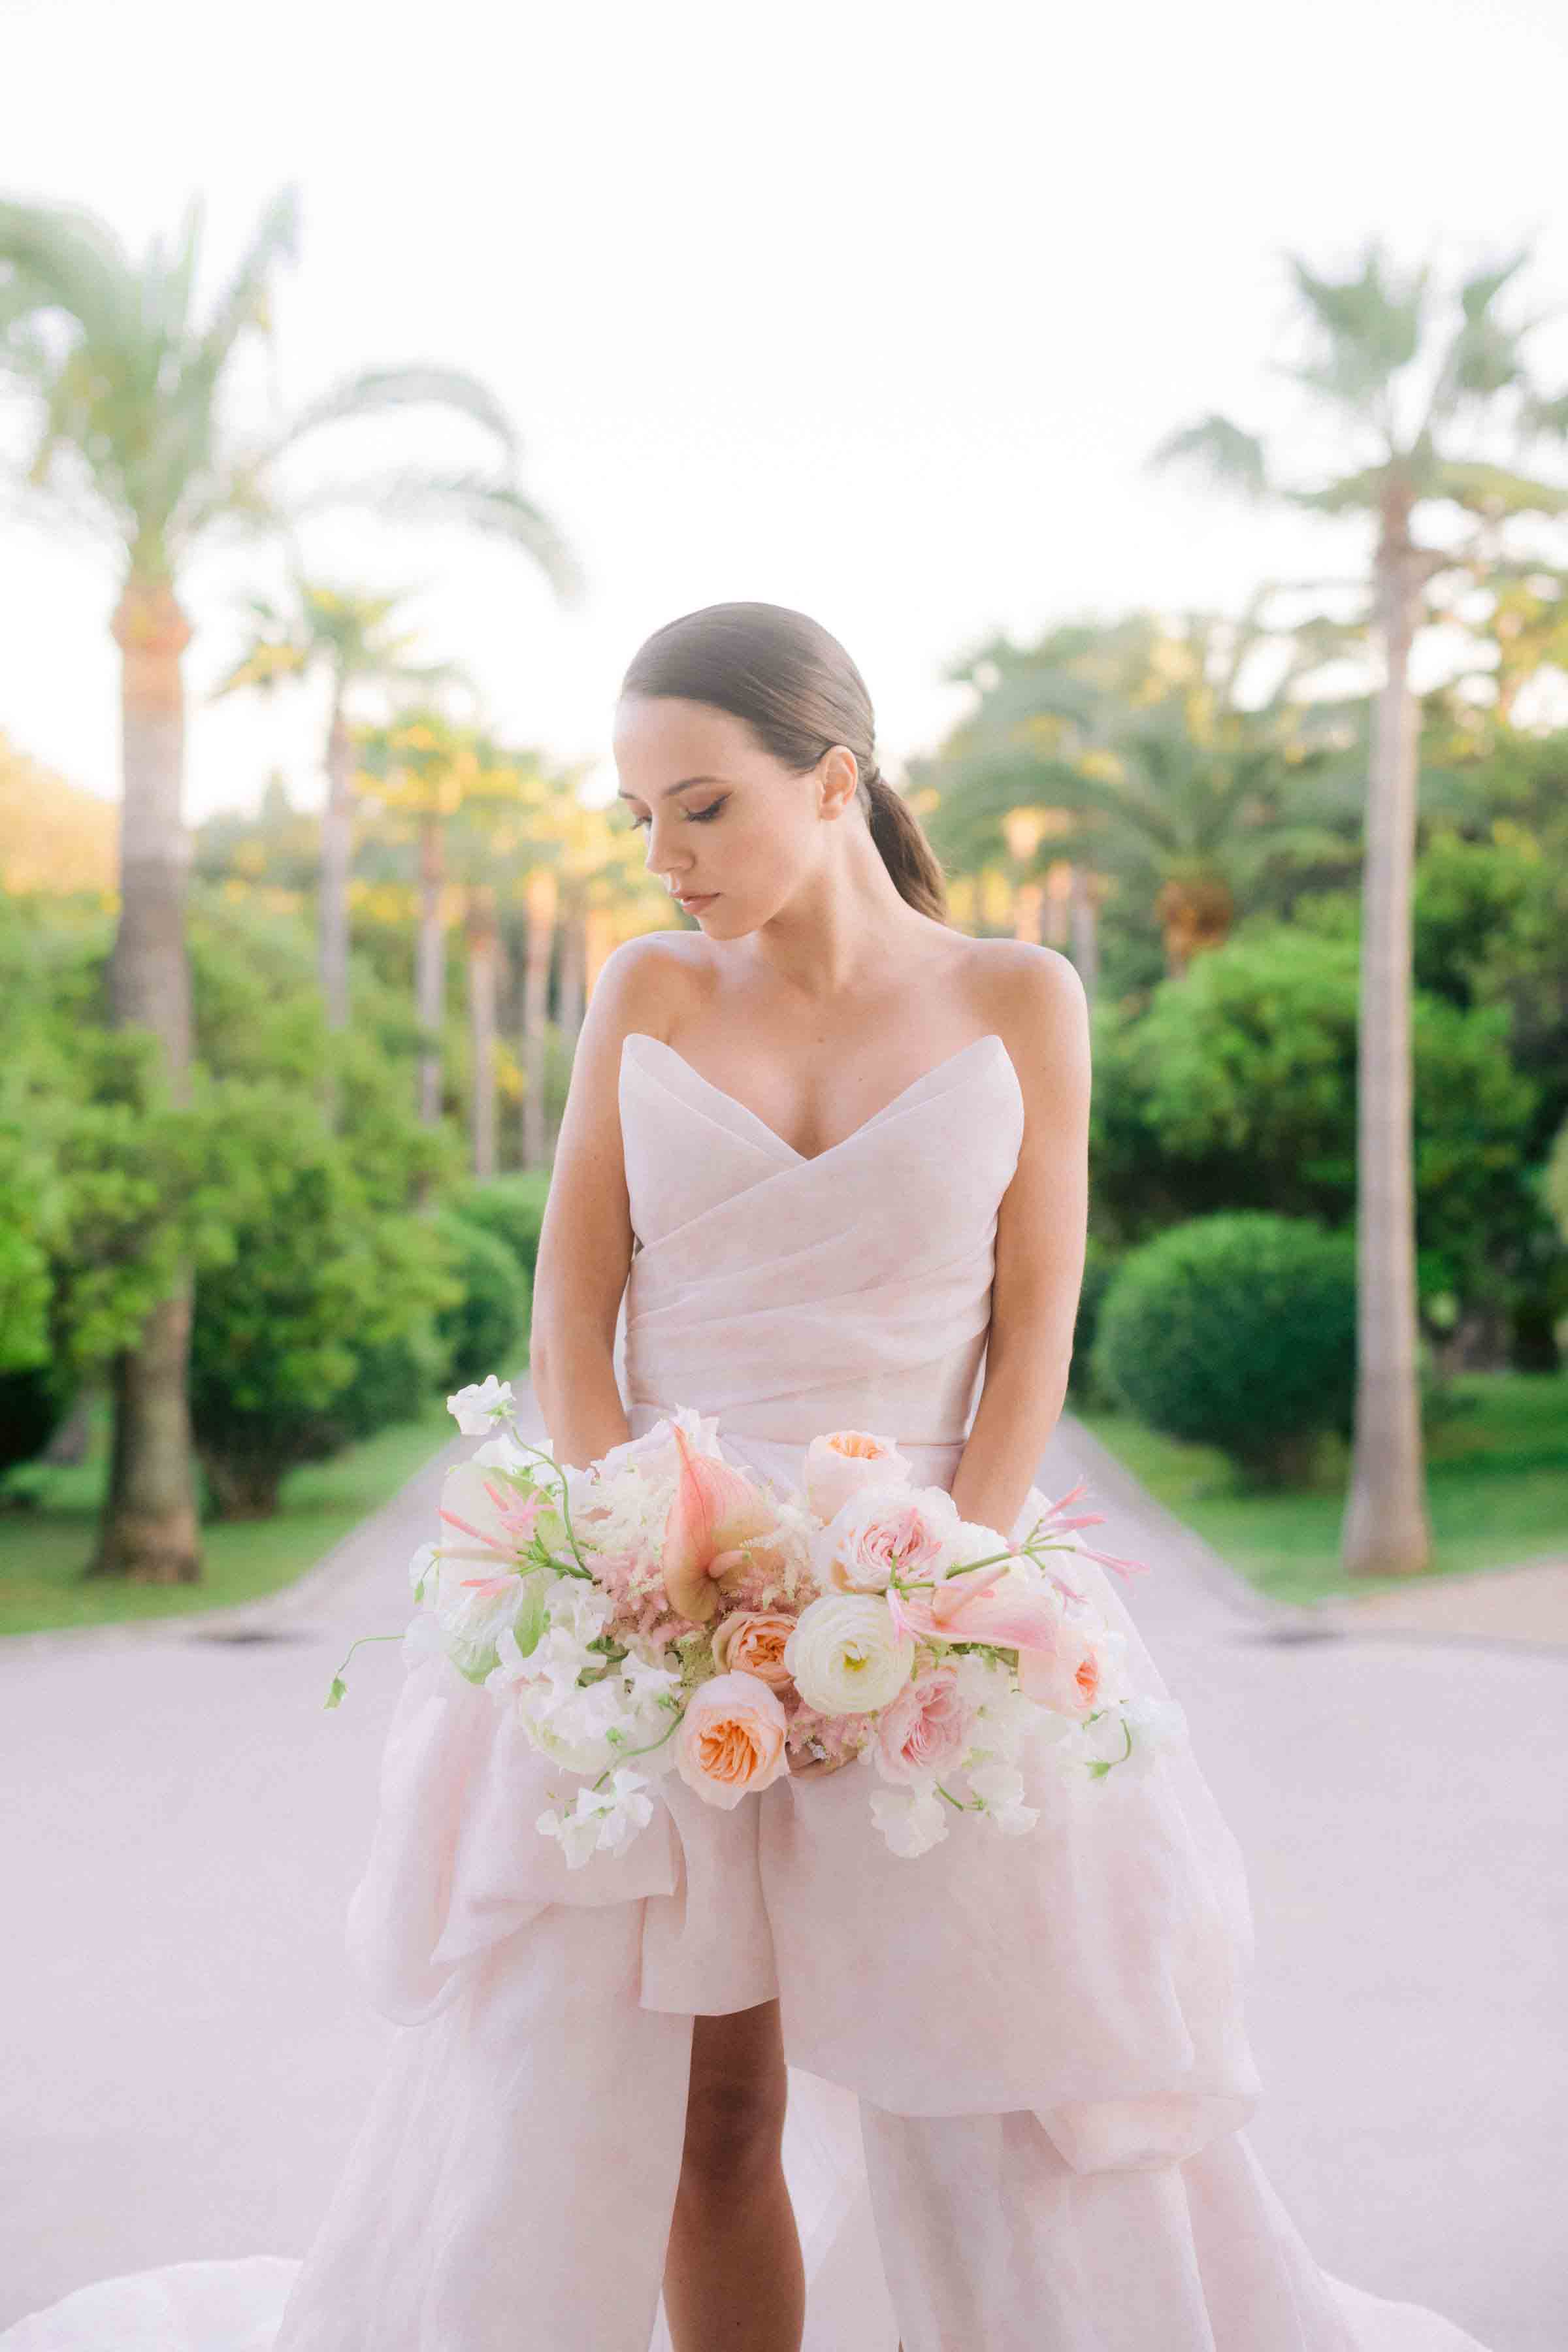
949, 945, 1092, 1543
529, 937, 668, 1471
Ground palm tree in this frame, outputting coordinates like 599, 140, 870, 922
1149, 239, 1568, 1577
212, 580, 465, 1073
0, 186, 583, 1582
921, 607, 1355, 979
353, 710, 519, 1130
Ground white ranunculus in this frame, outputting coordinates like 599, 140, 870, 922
783, 1593, 915, 1714
934, 1516, 1014, 1578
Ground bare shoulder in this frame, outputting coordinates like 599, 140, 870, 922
572, 930, 706, 1074
961, 938, 1091, 1102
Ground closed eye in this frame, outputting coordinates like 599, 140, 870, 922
625, 797, 726, 832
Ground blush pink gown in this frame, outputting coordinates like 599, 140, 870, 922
5, 1030, 1492, 2352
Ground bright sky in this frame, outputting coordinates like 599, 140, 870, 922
4, 0, 1568, 820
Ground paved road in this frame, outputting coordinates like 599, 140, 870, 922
1, 1401, 1561, 2346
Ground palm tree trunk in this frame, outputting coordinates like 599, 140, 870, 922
1340, 532, 1433, 1576
416, 811, 446, 1125
557, 904, 585, 1050
467, 884, 499, 1180
1068, 864, 1100, 998
521, 867, 556, 1169
90, 580, 202, 1584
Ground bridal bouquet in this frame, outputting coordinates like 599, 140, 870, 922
327, 1375, 1186, 1864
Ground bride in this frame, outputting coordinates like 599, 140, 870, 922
6, 600, 1492, 2351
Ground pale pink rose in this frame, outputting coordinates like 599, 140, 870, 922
1019, 1618, 1127, 1718
674, 1671, 791, 1810
874, 1665, 974, 1786
804, 1429, 911, 1525
812, 1485, 960, 1595
711, 1609, 799, 1690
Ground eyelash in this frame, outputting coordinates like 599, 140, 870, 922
627, 798, 726, 832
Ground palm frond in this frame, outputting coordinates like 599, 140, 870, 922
277, 363, 522, 461
0, 195, 131, 345
1146, 413, 1269, 500
291, 465, 586, 603
198, 184, 301, 375
1281, 240, 1428, 410
1426, 459, 1568, 520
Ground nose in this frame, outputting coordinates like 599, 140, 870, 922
643, 824, 693, 889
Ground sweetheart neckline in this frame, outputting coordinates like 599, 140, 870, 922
620, 1030, 1012, 1168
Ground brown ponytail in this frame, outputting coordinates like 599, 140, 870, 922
619, 601, 949, 923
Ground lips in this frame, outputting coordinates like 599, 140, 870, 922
676, 891, 717, 911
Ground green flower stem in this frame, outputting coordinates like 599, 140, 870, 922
498, 1435, 596, 1576
591, 1701, 684, 1791
323, 1631, 405, 1708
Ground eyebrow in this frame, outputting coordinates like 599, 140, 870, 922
615, 775, 727, 804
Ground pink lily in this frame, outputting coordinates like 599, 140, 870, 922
887, 1571, 1066, 1661
1021, 1480, 1151, 1580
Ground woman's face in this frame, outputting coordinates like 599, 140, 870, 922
612, 694, 854, 938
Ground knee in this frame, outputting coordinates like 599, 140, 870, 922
678, 2069, 787, 2194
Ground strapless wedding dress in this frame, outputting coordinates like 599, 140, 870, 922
3, 1030, 1492, 2351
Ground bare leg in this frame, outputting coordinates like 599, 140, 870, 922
663, 1996, 806, 2352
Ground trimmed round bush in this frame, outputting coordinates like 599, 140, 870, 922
431, 1209, 531, 1392
448, 1171, 551, 1288
1092, 1211, 1356, 1485
1066, 1234, 1120, 1409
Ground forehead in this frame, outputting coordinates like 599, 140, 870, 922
612, 695, 758, 789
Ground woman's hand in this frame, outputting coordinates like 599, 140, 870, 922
787, 1748, 855, 1781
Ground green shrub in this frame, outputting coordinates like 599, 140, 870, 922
188, 1086, 461, 1517
1092, 1211, 1356, 1485
431, 1209, 531, 1392
1066, 1233, 1120, 1409
447, 1170, 551, 1287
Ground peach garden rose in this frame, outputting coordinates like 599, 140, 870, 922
803, 1428, 911, 1524
711, 1608, 798, 1689
674, 1670, 791, 1810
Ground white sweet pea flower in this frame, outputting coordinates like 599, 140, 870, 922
536, 1765, 658, 1867
621, 1648, 684, 1710
1079, 1693, 1188, 1783
592, 1407, 725, 1486
447, 1375, 516, 1436
401, 1609, 449, 1669
870, 1783, 951, 1858
966, 1757, 1039, 1835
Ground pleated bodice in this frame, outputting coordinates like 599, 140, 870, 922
617, 1027, 1026, 1460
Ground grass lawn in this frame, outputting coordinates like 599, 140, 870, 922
0, 1385, 485, 1639
1076, 1368, 1568, 1608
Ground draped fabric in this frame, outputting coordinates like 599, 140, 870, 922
6, 1028, 1492, 2350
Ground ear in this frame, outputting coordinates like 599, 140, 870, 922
817, 743, 861, 820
